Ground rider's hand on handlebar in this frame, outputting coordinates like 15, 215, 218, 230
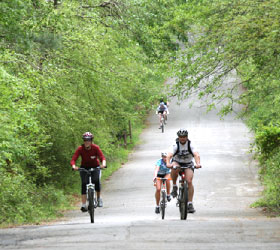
195, 164, 202, 169
100, 164, 107, 169
72, 165, 79, 171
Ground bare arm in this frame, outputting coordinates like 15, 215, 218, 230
153, 165, 159, 181
193, 152, 201, 168
166, 152, 173, 168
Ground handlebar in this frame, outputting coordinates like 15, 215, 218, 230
73, 166, 107, 172
156, 177, 172, 180
172, 165, 202, 170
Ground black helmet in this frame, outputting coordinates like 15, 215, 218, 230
82, 132, 93, 140
177, 129, 188, 137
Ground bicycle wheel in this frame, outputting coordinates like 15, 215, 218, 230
179, 184, 188, 220
88, 189, 95, 223
161, 191, 166, 220
161, 122, 164, 133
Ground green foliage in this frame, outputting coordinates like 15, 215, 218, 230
255, 125, 280, 159
0, 0, 175, 225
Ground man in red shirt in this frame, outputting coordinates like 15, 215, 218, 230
71, 132, 106, 212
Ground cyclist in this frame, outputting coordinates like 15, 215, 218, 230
156, 102, 169, 129
166, 129, 201, 213
71, 132, 106, 212
153, 153, 172, 214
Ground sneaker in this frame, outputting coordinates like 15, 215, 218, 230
97, 198, 103, 207
171, 186, 178, 198
167, 195, 171, 202
80, 206, 88, 212
158, 126, 162, 129
187, 203, 196, 213
155, 206, 160, 214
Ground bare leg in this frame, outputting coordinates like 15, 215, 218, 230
171, 162, 180, 185
185, 168, 194, 202
82, 194, 86, 204
155, 180, 162, 206
165, 173, 171, 195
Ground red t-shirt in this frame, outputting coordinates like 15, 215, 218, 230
70, 144, 106, 168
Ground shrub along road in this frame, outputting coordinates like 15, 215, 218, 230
1, 88, 280, 250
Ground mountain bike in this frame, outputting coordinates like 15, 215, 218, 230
156, 177, 171, 220
78, 167, 106, 223
174, 164, 201, 220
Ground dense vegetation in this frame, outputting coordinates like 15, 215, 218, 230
0, 0, 176, 225
0, 0, 279, 225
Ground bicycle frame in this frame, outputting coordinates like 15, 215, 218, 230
79, 167, 100, 223
176, 166, 190, 220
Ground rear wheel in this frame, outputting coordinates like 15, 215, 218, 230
161, 191, 166, 220
88, 189, 95, 223
179, 184, 188, 220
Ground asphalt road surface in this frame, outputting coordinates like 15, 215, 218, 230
1, 88, 280, 250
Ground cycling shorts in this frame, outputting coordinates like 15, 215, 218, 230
80, 167, 101, 194
157, 172, 170, 178
173, 161, 195, 172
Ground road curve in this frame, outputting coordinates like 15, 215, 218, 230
1, 83, 280, 250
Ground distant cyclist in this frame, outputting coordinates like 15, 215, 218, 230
159, 97, 169, 107
156, 102, 169, 129
153, 153, 171, 214
71, 132, 106, 212
166, 129, 201, 213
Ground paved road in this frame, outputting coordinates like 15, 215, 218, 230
1, 87, 280, 249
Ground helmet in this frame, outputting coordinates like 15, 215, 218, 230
82, 132, 93, 140
177, 129, 188, 137
161, 152, 167, 157
160, 102, 165, 106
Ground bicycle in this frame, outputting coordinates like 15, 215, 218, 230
78, 167, 106, 223
174, 164, 201, 220
156, 177, 171, 220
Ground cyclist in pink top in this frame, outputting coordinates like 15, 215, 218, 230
71, 132, 106, 212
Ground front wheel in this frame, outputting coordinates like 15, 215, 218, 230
88, 189, 95, 223
179, 183, 188, 220
160, 191, 166, 220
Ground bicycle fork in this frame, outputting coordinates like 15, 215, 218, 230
86, 183, 97, 208
161, 182, 167, 208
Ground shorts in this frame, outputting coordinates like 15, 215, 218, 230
157, 171, 170, 178
157, 111, 164, 114
173, 161, 195, 172
80, 167, 101, 194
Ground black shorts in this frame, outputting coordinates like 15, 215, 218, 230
158, 111, 164, 114
157, 172, 170, 178
173, 161, 194, 172
80, 167, 101, 194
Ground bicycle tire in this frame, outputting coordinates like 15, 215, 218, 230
161, 191, 166, 220
161, 122, 164, 133
88, 189, 95, 223
179, 184, 188, 220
